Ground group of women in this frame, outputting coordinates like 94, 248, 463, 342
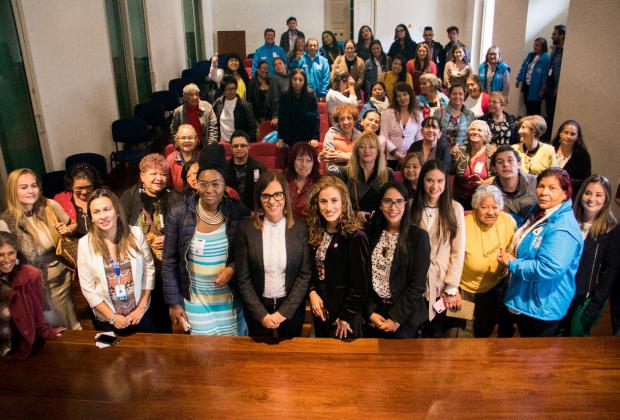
1, 23, 617, 357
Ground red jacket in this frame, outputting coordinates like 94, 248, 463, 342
9, 264, 59, 357
53, 191, 77, 222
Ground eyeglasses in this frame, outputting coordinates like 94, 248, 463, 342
381, 198, 406, 208
197, 181, 224, 190
73, 185, 94, 193
231, 144, 249, 149
260, 191, 285, 202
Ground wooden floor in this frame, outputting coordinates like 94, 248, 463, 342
2, 332, 620, 419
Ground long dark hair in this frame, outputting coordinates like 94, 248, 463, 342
321, 30, 342, 61
552, 119, 587, 152
390, 82, 419, 121
356, 25, 374, 47
414, 43, 431, 73
284, 69, 311, 107
366, 181, 413, 255
369, 39, 389, 68
394, 24, 415, 48
411, 160, 458, 242
225, 53, 250, 88
391, 54, 407, 82
285, 142, 320, 182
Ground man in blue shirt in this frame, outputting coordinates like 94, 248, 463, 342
290, 38, 331, 100
252, 28, 287, 77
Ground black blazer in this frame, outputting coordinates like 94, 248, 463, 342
223, 157, 266, 210
407, 140, 453, 172
365, 224, 431, 329
558, 146, 591, 196
310, 229, 369, 324
575, 224, 620, 316
235, 218, 312, 322
278, 91, 319, 146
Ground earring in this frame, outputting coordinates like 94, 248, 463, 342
15, 258, 19, 266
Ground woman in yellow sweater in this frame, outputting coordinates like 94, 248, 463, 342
512, 115, 556, 175
445, 184, 516, 337
378, 54, 413, 102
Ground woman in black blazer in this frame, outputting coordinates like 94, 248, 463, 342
552, 120, 591, 197
235, 171, 312, 337
559, 175, 620, 336
364, 181, 431, 338
306, 176, 369, 338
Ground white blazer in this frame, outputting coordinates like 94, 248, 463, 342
77, 226, 155, 320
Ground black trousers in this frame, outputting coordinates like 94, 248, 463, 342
498, 308, 559, 337
91, 305, 159, 336
244, 296, 305, 338
522, 84, 542, 116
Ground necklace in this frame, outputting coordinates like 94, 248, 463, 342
196, 199, 225, 225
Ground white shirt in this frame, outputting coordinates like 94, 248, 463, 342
219, 98, 237, 142
464, 94, 485, 118
325, 89, 357, 125
262, 218, 287, 298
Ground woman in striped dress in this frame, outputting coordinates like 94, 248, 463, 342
163, 143, 250, 335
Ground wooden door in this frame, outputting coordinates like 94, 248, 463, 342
325, 0, 352, 42
217, 30, 246, 58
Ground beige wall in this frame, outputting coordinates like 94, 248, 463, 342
19, 0, 118, 171
555, 0, 620, 213
145, 0, 186, 90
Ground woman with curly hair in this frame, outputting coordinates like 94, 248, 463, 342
306, 176, 369, 338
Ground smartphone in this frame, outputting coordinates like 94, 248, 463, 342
432, 298, 446, 314
95, 334, 120, 346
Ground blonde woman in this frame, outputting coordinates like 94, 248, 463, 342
306, 176, 368, 338
512, 115, 556, 175
0, 169, 80, 329
78, 189, 156, 334
332, 132, 393, 223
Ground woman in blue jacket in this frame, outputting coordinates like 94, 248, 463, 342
498, 168, 583, 337
516, 38, 550, 116
478, 46, 510, 96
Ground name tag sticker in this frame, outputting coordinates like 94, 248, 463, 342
191, 238, 205, 255
253, 169, 260, 182
272, 52, 278, 58
115, 284, 127, 301
474, 161, 485, 174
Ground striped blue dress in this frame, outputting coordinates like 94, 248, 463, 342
185, 224, 248, 336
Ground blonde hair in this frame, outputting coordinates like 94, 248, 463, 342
5, 168, 59, 247
86, 189, 139, 258
332, 103, 359, 124
346, 132, 388, 208
518, 115, 547, 139
306, 176, 361, 247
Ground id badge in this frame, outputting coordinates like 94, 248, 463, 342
253, 169, 260, 182
473, 161, 485, 174
115, 284, 127, 301
272, 51, 278, 58
191, 238, 205, 255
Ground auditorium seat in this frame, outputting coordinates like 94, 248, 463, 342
65, 153, 108, 181
393, 170, 403, 182
110, 118, 157, 169
249, 142, 285, 170
164, 143, 175, 157
151, 90, 180, 113
258, 120, 274, 141
315, 142, 326, 175
319, 114, 329, 142
318, 101, 328, 116
243, 58, 253, 67
219, 141, 232, 159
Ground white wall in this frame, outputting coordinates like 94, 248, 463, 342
555, 0, 620, 214
372, 0, 470, 53
145, 0, 186, 90
525, 0, 569, 50
19, 0, 118, 171
491, 0, 528, 115
211, 0, 325, 54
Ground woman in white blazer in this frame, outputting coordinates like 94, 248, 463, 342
78, 189, 156, 334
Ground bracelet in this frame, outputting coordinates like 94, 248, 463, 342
109, 314, 116, 325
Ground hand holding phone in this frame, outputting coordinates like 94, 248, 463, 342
432, 298, 446, 314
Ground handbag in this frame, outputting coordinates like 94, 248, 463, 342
56, 234, 78, 270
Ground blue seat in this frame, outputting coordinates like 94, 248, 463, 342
135, 102, 167, 129
181, 68, 203, 85
167, 79, 190, 101
152, 90, 180, 112
65, 153, 108, 181
42, 170, 66, 199
110, 118, 157, 168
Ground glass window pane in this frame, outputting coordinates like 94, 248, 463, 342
183, 0, 197, 67
104, 0, 132, 118
0, 1, 45, 174
127, 0, 152, 103
193, 0, 204, 61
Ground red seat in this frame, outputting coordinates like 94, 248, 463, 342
245, 67, 253, 80
164, 143, 175, 157
319, 114, 329, 142
226, 187, 240, 201
315, 142, 326, 175
243, 58, 253, 67
258, 120, 274, 141
249, 142, 286, 170
318, 101, 328, 116
219, 141, 232, 159
393, 170, 403, 183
